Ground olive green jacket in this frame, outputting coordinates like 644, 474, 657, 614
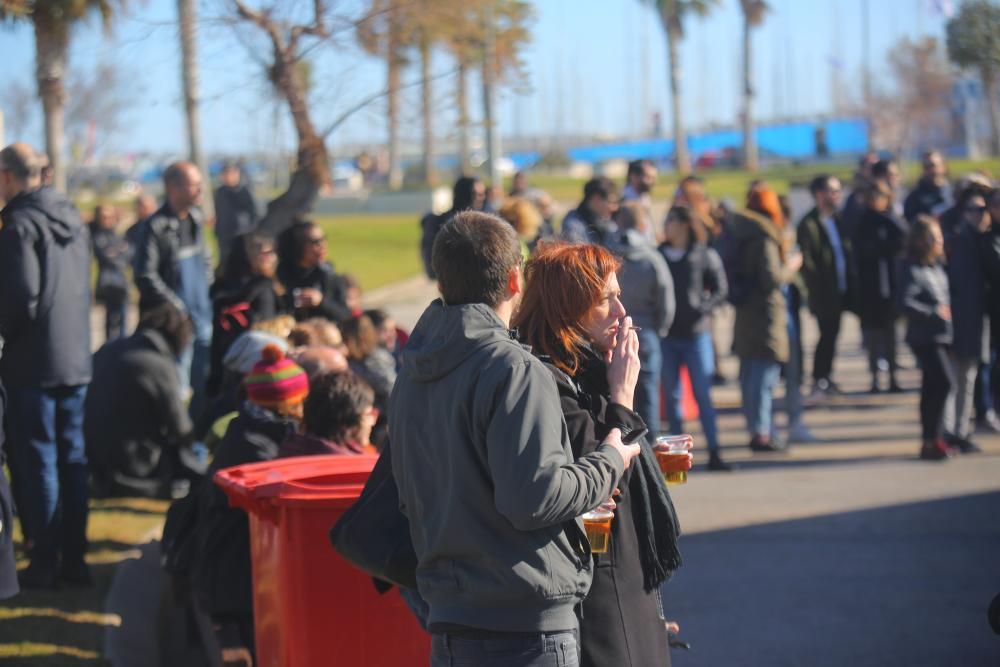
730, 210, 790, 363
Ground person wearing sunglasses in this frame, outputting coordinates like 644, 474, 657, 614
276, 220, 352, 323
941, 184, 993, 453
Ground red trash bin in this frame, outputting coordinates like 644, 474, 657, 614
214, 454, 431, 667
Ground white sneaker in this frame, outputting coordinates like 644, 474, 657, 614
787, 421, 817, 443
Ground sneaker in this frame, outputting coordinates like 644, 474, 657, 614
707, 452, 735, 471
787, 421, 817, 444
804, 386, 828, 407
977, 410, 1000, 434
945, 434, 983, 454
919, 439, 953, 461
869, 382, 881, 395
750, 435, 787, 453
888, 380, 905, 394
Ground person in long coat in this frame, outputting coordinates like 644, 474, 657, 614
513, 242, 688, 667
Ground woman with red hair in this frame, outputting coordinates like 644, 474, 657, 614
513, 242, 688, 667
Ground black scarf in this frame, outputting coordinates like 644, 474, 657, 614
576, 348, 683, 591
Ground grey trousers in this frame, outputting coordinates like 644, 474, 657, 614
945, 355, 979, 439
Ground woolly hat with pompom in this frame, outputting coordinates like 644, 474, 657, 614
243, 344, 309, 412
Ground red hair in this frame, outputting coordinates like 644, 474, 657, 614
747, 186, 785, 230
512, 242, 622, 375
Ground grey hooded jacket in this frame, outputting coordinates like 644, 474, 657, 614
389, 300, 625, 633
612, 229, 676, 337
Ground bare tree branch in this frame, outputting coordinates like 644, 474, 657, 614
319, 65, 458, 138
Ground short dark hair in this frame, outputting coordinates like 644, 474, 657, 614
432, 211, 522, 308
871, 159, 896, 180
138, 301, 193, 356
627, 159, 654, 179
363, 308, 389, 330
303, 371, 375, 443
809, 174, 835, 196
452, 176, 482, 212
583, 176, 618, 202
163, 161, 194, 191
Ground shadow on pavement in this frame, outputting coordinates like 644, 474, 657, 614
663, 491, 1000, 667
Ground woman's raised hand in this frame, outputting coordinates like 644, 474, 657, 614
608, 316, 641, 410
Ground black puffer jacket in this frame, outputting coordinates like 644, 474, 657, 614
0, 187, 92, 388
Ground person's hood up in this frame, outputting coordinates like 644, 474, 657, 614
614, 228, 654, 260
18, 186, 85, 245
402, 299, 520, 383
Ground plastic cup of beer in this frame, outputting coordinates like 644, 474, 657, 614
581, 507, 614, 554
654, 434, 693, 485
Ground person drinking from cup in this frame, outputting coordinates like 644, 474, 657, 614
513, 241, 690, 667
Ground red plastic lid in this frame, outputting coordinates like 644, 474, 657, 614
214, 454, 378, 513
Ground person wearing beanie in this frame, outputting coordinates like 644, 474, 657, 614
190, 344, 308, 661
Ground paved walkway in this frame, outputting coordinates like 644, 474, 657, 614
100, 278, 1000, 666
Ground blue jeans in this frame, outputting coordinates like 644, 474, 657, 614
6, 385, 90, 568
739, 359, 781, 438
634, 328, 662, 435
431, 630, 579, 667
177, 318, 212, 422
661, 332, 721, 453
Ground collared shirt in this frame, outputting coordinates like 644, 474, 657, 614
822, 214, 848, 294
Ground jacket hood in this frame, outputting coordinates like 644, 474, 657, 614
403, 299, 519, 382
615, 228, 654, 260
16, 187, 85, 244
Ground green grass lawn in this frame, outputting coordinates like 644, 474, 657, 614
314, 213, 420, 291
1, 498, 168, 665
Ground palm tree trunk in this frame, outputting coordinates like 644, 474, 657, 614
386, 15, 403, 191
33, 16, 68, 192
456, 61, 470, 173
482, 2, 502, 188
666, 24, 690, 175
742, 16, 758, 172
420, 34, 434, 186
983, 68, 1000, 156
177, 0, 213, 217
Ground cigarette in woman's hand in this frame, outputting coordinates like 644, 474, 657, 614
629, 326, 642, 332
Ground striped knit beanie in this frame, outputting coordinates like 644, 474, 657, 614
244, 344, 309, 412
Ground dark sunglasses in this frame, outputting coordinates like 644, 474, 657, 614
965, 205, 987, 214
306, 236, 326, 245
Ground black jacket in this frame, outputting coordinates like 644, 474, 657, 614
85, 329, 192, 495
277, 261, 352, 322
901, 260, 952, 349
192, 404, 297, 617
213, 184, 258, 265
904, 179, 951, 223
207, 275, 281, 395
853, 209, 906, 328
660, 242, 728, 339
947, 222, 990, 361
91, 225, 131, 303
797, 207, 854, 318
542, 350, 673, 667
0, 377, 19, 599
131, 203, 214, 321
0, 187, 92, 388
982, 224, 1000, 346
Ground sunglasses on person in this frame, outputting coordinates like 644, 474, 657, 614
306, 236, 325, 245
965, 205, 987, 215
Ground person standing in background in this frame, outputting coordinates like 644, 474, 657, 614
622, 159, 658, 244
904, 150, 952, 223
132, 162, 214, 421
91, 204, 131, 342
613, 201, 675, 437
213, 161, 258, 267
797, 175, 852, 398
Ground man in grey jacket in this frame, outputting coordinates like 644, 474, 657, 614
390, 211, 640, 666
613, 201, 675, 436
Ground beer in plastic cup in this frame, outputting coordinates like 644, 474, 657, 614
654, 434, 693, 485
581, 507, 613, 554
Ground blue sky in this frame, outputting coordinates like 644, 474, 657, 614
0, 0, 949, 156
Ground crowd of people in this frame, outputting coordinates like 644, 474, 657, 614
1, 135, 1000, 665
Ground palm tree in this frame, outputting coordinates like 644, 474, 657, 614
357, 0, 410, 190
177, 0, 213, 216
0, 1, 127, 192
646, 0, 716, 175
740, 0, 767, 172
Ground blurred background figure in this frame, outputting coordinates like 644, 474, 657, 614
213, 160, 258, 267
90, 204, 132, 343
